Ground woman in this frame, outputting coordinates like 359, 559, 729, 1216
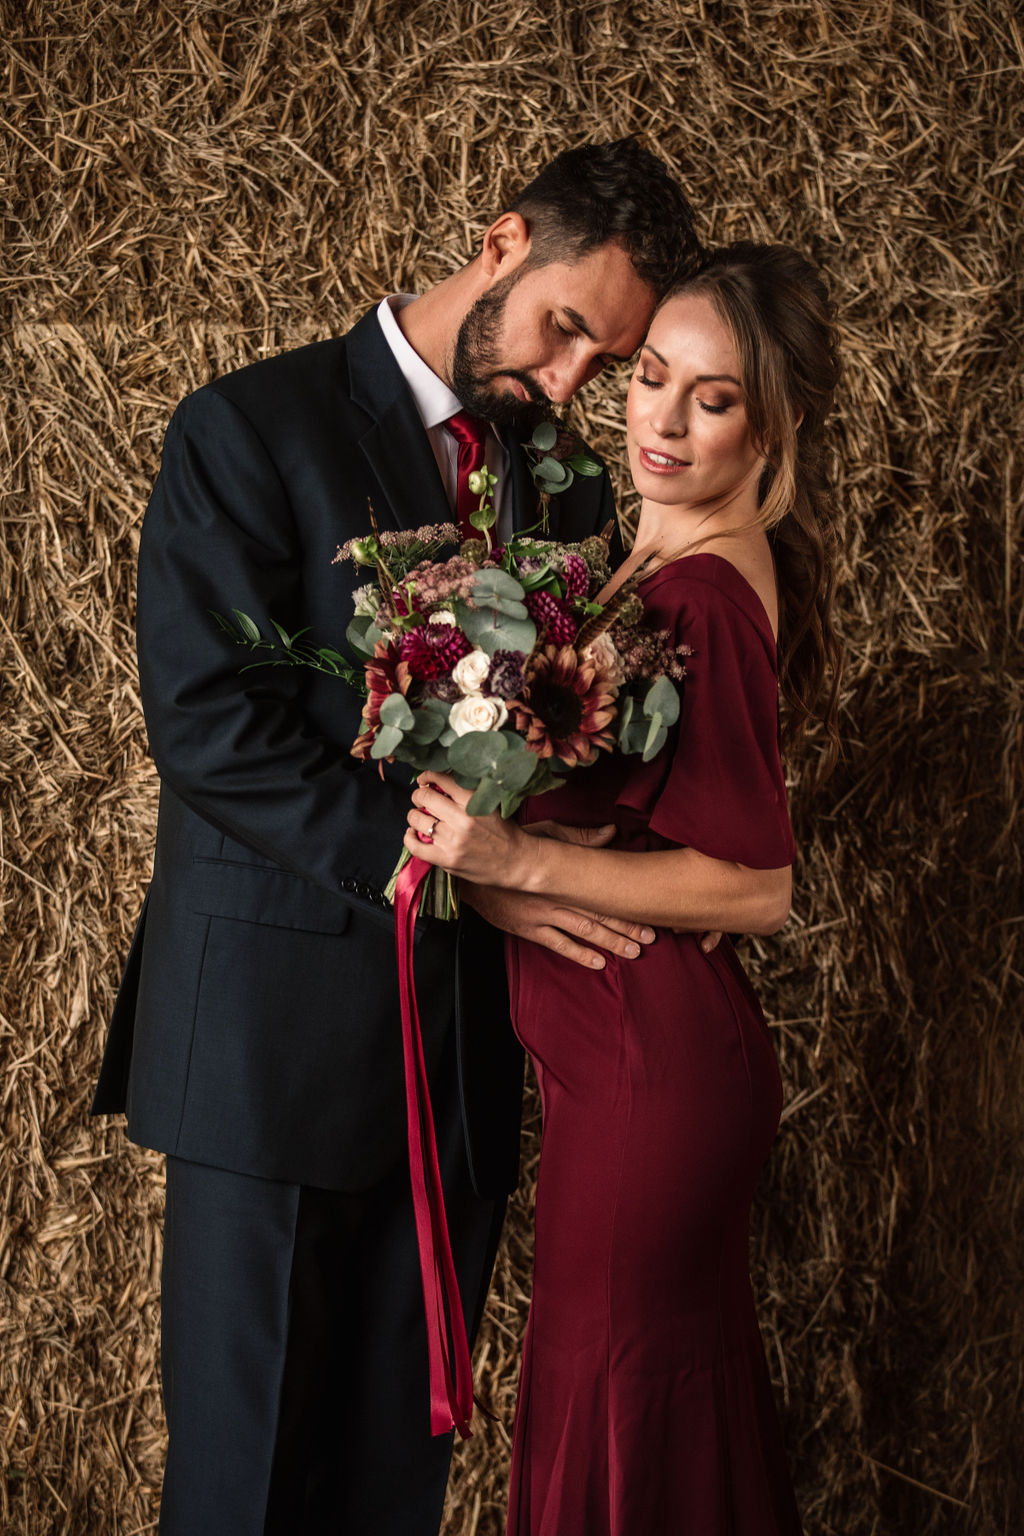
407, 243, 841, 1534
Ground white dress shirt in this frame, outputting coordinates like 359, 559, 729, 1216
376, 294, 512, 537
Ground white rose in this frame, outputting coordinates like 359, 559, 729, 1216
451, 648, 492, 695
583, 631, 625, 685
427, 610, 457, 627
448, 694, 509, 736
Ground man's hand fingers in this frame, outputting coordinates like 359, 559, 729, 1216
579, 912, 655, 945
548, 907, 656, 963
535, 925, 612, 969
462, 887, 655, 968
700, 930, 724, 954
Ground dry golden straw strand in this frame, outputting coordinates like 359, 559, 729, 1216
2, 1, 1022, 1532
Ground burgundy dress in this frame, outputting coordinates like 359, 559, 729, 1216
505, 555, 802, 1536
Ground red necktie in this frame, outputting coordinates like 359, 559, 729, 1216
444, 411, 489, 540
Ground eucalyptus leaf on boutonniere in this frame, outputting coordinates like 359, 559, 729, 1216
524, 421, 604, 533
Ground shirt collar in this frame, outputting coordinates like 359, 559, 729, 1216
376, 294, 462, 432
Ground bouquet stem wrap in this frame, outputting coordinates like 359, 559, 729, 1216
393, 854, 474, 1440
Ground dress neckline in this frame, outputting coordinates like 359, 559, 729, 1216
636, 551, 778, 650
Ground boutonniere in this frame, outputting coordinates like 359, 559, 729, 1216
524, 422, 603, 532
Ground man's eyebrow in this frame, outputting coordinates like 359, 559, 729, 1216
563, 308, 634, 363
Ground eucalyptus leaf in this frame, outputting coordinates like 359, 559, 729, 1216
379, 693, 415, 730
531, 421, 558, 452
492, 749, 539, 794
623, 720, 650, 755
233, 609, 262, 644
535, 455, 568, 486
449, 730, 509, 777
458, 605, 537, 657
471, 568, 526, 602
346, 616, 378, 659
406, 700, 448, 744
371, 723, 404, 759
527, 760, 567, 796
409, 742, 452, 774
489, 597, 531, 621
467, 777, 504, 816
643, 675, 680, 727
641, 721, 672, 764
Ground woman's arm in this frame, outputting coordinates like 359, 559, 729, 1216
406, 774, 791, 936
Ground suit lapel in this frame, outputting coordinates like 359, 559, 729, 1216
346, 309, 451, 533
359, 398, 451, 533
508, 439, 538, 535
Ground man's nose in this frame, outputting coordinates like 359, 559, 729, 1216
537, 355, 601, 405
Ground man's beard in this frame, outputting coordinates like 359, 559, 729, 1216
450, 275, 554, 433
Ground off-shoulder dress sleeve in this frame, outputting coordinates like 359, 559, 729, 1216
616, 559, 795, 869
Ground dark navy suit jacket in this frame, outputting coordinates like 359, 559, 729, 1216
92, 308, 617, 1197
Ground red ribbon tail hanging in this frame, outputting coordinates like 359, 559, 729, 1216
394, 855, 474, 1439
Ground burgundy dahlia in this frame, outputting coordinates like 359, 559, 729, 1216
399, 622, 472, 680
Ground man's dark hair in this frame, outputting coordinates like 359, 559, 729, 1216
508, 137, 702, 296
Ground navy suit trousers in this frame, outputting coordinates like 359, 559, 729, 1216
158, 1029, 506, 1536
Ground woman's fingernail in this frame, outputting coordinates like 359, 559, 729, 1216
625, 942, 640, 958
640, 928, 656, 943
590, 954, 605, 968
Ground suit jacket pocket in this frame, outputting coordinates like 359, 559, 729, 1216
191, 856, 351, 934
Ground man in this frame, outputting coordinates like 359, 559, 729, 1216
94, 137, 701, 1534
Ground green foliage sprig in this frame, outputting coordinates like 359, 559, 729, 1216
211, 609, 368, 693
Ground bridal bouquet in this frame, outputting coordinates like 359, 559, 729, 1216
216, 473, 688, 915
340, 503, 687, 906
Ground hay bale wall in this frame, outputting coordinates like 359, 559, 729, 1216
2, 1, 1021, 1531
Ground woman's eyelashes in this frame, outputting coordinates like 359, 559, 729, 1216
636, 371, 732, 416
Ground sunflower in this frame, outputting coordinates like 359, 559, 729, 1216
351, 640, 413, 760
513, 644, 618, 768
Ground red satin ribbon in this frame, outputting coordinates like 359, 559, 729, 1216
394, 855, 474, 1439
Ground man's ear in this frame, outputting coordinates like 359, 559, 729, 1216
480, 212, 531, 282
